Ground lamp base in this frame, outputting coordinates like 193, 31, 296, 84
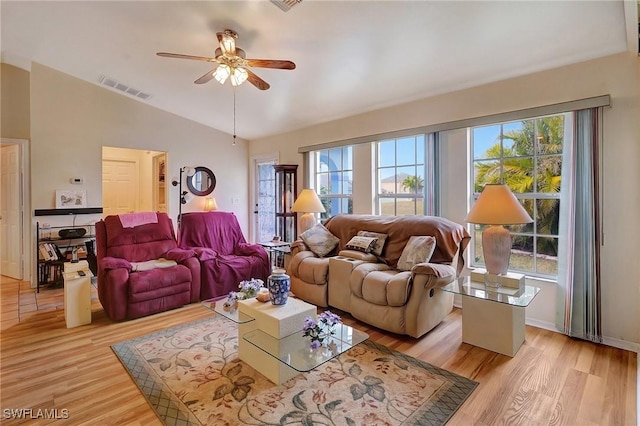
481, 224, 512, 281
299, 213, 317, 234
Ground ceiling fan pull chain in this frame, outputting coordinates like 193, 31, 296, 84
233, 87, 237, 146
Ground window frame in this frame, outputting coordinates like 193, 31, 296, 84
469, 113, 569, 279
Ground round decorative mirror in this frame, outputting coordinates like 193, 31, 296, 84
186, 166, 216, 196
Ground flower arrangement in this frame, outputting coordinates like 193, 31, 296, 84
302, 311, 342, 349
223, 278, 264, 310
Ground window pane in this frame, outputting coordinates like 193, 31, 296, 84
536, 155, 562, 193
536, 237, 558, 275
380, 198, 395, 215
536, 116, 564, 155
343, 171, 353, 194
378, 167, 395, 194
395, 198, 416, 216
504, 156, 534, 194
473, 160, 500, 191
342, 198, 352, 214
473, 228, 485, 264
378, 140, 395, 167
510, 235, 534, 273
396, 137, 416, 166
417, 135, 425, 162
473, 125, 501, 159
342, 146, 353, 170
507, 120, 535, 156
328, 148, 342, 170
397, 166, 416, 194
328, 172, 341, 194
536, 199, 559, 235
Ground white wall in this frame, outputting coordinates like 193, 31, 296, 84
249, 52, 640, 349
30, 63, 252, 233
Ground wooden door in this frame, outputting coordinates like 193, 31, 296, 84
102, 159, 139, 216
0, 144, 23, 279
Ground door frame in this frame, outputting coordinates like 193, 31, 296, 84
249, 153, 279, 243
1, 138, 31, 282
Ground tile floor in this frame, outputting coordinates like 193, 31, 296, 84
1, 274, 99, 330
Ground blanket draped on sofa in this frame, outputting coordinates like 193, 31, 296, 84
178, 212, 270, 300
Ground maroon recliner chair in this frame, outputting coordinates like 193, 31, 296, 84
96, 212, 201, 321
178, 211, 270, 300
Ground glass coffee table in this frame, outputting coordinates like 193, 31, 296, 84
441, 276, 540, 357
201, 296, 368, 384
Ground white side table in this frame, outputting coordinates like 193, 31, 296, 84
441, 276, 540, 357
63, 261, 93, 328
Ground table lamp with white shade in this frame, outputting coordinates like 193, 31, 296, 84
465, 183, 533, 287
290, 189, 326, 234
204, 197, 218, 211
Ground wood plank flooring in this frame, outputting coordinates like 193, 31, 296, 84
0, 275, 636, 425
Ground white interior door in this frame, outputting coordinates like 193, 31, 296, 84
102, 159, 139, 216
251, 155, 278, 243
0, 144, 23, 279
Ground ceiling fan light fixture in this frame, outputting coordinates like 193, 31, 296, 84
230, 67, 248, 86
220, 32, 236, 55
214, 64, 231, 84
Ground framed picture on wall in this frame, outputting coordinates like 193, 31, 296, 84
55, 190, 87, 208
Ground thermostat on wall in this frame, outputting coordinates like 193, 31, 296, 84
70, 177, 84, 184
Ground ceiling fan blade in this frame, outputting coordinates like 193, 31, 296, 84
246, 69, 270, 90
246, 59, 296, 70
157, 52, 216, 62
194, 68, 217, 84
217, 31, 236, 56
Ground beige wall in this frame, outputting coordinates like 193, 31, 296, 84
249, 52, 640, 348
29, 63, 251, 231
1, 63, 30, 139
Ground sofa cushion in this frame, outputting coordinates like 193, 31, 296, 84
345, 236, 378, 253
353, 268, 412, 307
289, 252, 331, 285
357, 231, 388, 256
397, 236, 436, 271
300, 223, 340, 257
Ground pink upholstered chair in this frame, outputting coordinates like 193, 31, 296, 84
96, 212, 201, 321
178, 211, 270, 300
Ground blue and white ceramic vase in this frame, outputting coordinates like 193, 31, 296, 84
267, 268, 290, 305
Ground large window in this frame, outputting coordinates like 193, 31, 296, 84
471, 114, 568, 277
313, 147, 353, 219
376, 135, 433, 215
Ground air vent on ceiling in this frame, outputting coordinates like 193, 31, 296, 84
98, 76, 152, 101
270, 0, 302, 12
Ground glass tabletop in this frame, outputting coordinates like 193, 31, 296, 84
441, 276, 540, 307
201, 296, 255, 324
242, 324, 369, 372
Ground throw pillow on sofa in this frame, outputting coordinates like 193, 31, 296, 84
346, 236, 378, 253
397, 235, 436, 271
357, 231, 388, 256
301, 223, 340, 257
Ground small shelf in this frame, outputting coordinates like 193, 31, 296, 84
34, 207, 103, 216
36, 222, 97, 292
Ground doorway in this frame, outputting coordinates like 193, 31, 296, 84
102, 147, 167, 216
250, 154, 278, 243
0, 139, 29, 280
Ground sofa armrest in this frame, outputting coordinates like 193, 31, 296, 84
99, 256, 132, 271
337, 250, 378, 262
165, 248, 197, 263
290, 239, 309, 256
411, 263, 456, 288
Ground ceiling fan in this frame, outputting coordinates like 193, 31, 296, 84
157, 29, 296, 91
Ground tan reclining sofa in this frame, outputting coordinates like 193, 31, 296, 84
288, 214, 470, 338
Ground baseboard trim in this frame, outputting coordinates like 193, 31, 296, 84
452, 302, 640, 353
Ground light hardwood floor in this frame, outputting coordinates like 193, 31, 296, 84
0, 275, 636, 425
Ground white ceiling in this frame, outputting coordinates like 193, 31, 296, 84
1, 1, 631, 141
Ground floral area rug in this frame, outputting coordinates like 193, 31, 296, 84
112, 316, 477, 426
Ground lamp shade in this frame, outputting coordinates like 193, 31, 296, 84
290, 189, 326, 213
204, 197, 218, 211
465, 184, 533, 225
